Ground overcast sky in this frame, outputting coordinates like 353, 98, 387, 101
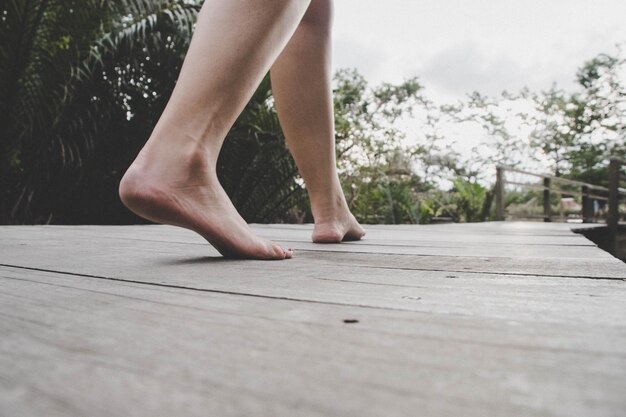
332, 0, 626, 101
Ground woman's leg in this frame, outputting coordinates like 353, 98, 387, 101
119, 0, 311, 259
270, 0, 365, 242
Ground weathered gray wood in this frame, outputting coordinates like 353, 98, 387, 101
0, 225, 623, 279
8, 220, 601, 238
0, 222, 604, 248
1, 267, 625, 417
0, 225, 606, 259
582, 185, 593, 223
608, 158, 621, 231
1, 222, 625, 417
0, 224, 624, 320
496, 166, 505, 221
544, 177, 552, 223
2, 256, 625, 326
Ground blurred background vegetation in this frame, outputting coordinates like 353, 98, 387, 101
1, 0, 625, 225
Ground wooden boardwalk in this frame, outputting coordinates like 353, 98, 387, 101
1, 222, 625, 417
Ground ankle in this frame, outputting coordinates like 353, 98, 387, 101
310, 190, 351, 223
137, 134, 218, 177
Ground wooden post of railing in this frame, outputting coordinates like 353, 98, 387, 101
581, 185, 592, 223
543, 177, 551, 222
495, 167, 504, 221
608, 158, 620, 232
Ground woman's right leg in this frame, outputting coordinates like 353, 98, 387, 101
119, 0, 311, 259
270, 0, 365, 243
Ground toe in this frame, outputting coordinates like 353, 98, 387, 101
344, 224, 366, 241
268, 242, 289, 260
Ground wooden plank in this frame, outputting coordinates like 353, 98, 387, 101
5, 221, 599, 241
0, 226, 623, 279
499, 165, 610, 192
0, 223, 601, 249
0, 225, 606, 259
303, 251, 625, 280
0, 236, 625, 321
4, 223, 583, 244
264, 241, 608, 259
1, 267, 625, 417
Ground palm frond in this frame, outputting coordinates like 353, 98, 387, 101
1, 0, 201, 223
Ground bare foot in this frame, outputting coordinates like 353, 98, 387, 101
119, 143, 292, 260
312, 207, 366, 243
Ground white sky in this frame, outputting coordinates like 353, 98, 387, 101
333, 0, 626, 101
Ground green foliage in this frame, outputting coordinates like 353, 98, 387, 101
218, 77, 306, 223
0, 0, 201, 224
415, 179, 492, 224
492, 51, 625, 184
1, 2, 622, 226
565, 52, 626, 185
330, 71, 498, 225
450, 178, 489, 222
331, 70, 429, 224
348, 175, 423, 224
0, 0, 304, 225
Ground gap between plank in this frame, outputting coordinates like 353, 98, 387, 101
346, 263, 626, 282
0, 263, 415, 313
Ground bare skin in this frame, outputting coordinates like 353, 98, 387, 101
120, 0, 364, 259
271, 0, 365, 243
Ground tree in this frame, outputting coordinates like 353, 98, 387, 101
0, 0, 200, 224
3, 1, 621, 226
218, 77, 306, 223
332, 69, 428, 223
528, 86, 578, 177
566, 51, 626, 184
0, 0, 306, 225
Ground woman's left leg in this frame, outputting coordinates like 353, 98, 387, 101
270, 0, 365, 242
119, 0, 313, 259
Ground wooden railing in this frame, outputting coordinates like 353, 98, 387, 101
495, 158, 626, 233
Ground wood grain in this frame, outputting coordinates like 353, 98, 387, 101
0, 222, 624, 417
